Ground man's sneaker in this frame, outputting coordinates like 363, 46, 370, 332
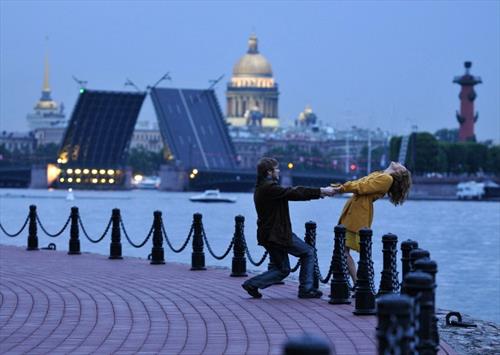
242, 283, 262, 299
298, 289, 323, 299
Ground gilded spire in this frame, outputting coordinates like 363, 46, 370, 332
43, 53, 50, 92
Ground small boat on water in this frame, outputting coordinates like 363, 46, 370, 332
132, 175, 160, 190
189, 189, 237, 203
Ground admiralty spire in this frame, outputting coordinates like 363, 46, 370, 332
26, 53, 66, 130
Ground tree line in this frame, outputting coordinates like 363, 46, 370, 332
390, 132, 499, 175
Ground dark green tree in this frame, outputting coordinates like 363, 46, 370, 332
127, 148, 164, 175
486, 145, 500, 175
434, 128, 459, 142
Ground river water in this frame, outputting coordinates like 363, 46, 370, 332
0, 188, 499, 323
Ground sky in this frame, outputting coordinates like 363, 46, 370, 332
1, 0, 499, 142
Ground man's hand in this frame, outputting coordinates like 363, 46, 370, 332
320, 186, 336, 197
332, 186, 342, 194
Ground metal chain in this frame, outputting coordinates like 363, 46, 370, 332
314, 248, 334, 284
78, 216, 112, 243
120, 217, 154, 248
162, 223, 193, 253
290, 259, 300, 273
36, 215, 71, 238
201, 227, 234, 260
0, 216, 29, 237
242, 233, 268, 266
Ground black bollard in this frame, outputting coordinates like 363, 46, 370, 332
150, 211, 165, 265
353, 228, 376, 315
377, 233, 399, 296
402, 271, 436, 354
376, 294, 416, 355
329, 224, 351, 304
414, 258, 439, 352
230, 215, 247, 277
283, 334, 331, 355
26, 205, 39, 251
409, 248, 430, 272
191, 213, 206, 270
304, 221, 319, 290
68, 206, 81, 255
401, 239, 418, 282
109, 208, 123, 260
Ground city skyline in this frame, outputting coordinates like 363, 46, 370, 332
0, 1, 499, 142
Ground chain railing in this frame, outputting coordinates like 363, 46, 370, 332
242, 234, 268, 266
1, 203, 442, 354
162, 223, 193, 253
36, 215, 71, 238
0, 215, 29, 237
201, 226, 234, 260
120, 217, 154, 248
78, 216, 112, 244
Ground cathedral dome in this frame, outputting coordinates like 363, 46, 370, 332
233, 35, 273, 78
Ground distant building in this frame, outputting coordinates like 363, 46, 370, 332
130, 121, 163, 152
0, 131, 35, 154
226, 35, 279, 128
296, 105, 318, 127
229, 125, 390, 173
26, 54, 66, 131
33, 127, 66, 147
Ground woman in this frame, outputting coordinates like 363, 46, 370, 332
332, 161, 412, 285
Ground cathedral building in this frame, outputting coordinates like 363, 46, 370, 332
226, 35, 279, 128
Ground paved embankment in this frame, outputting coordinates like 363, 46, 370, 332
0, 245, 456, 355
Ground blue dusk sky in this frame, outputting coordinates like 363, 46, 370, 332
0, 0, 499, 142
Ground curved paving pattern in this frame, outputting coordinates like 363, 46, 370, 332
0, 245, 456, 354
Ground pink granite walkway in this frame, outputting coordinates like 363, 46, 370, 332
0, 245, 456, 355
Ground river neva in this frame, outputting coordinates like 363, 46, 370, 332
1, 188, 499, 323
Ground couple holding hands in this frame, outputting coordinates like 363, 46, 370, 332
242, 157, 412, 299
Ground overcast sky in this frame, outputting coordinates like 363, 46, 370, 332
1, 0, 498, 142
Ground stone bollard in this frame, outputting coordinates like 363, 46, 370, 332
150, 211, 165, 265
409, 248, 430, 271
191, 213, 206, 270
68, 206, 81, 255
376, 294, 416, 355
353, 228, 376, 315
26, 205, 39, 251
230, 215, 247, 277
378, 233, 399, 296
283, 334, 331, 355
414, 258, 439, 352
329, 224, 351, 304
109, 208, 123, 260
304, 221, 319, 290
402, 271, 436, 354
401, 239, 418, 282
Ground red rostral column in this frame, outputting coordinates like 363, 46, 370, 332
453, 61, 482, 141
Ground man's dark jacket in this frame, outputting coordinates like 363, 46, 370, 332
254, 178, 321, 247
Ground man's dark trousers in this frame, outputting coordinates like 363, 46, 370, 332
243, 234, 315, 293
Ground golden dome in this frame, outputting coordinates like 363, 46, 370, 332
233, 35, 273, 78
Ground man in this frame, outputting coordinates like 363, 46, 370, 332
242, 157, 335, 299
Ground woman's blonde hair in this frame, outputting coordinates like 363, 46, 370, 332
387, 169, 412, 206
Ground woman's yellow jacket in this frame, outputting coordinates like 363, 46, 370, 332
336, 171, 393, 233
